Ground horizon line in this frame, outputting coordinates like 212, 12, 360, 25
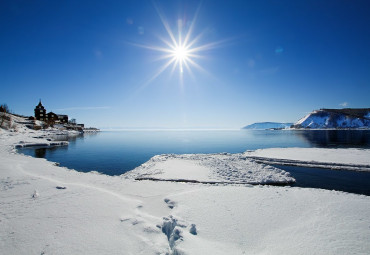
99, 128, 242, 131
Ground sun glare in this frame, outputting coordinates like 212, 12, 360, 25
172, 46, 189, 72
173, 46, 187, 61
133, 4, 226, 85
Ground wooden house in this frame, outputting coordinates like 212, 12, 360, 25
57, 115, 68, 123
47, 112, 59, 122
34, 101, 69, 124
34, 100, 47, 121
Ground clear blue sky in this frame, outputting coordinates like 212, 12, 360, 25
1, 0, 369, 129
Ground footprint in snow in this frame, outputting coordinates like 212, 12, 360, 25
189, 224, 197, 235
32, 190, 39, 198
164, 198, 176, 209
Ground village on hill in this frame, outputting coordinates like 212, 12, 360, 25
0, 101, 99, 133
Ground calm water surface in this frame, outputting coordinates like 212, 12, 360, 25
19, 130, 370, 195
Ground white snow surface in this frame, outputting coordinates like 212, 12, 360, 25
125, 153, 295, 184
245, 147, 370, 166
1, 117, 370, 254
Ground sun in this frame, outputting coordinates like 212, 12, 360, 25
132, 4, 225, 85
173, 46, 188, 61
154, 13, 203, 77
171, 46, 190, 72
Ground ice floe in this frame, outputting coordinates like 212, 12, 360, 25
124, 153, 295, 185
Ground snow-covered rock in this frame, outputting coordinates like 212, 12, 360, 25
293, 108, 370, 129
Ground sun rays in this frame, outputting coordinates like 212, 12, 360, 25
133, 3, 225, 87
150, 3, 205, 77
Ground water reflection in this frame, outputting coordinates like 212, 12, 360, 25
17, 130, 370, 195
19, 130, 370, 176
296, 130, 370, 148
52, 133, 85, 142
35, 148, 46, 158
34, 144, 68, 158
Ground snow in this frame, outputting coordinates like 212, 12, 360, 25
1, 116, 370, 254
169, 186, 370, 255
294, 109, 370, 129
245, 147, 370, 166
125, 153, 295, 184
14, 141, 69, 148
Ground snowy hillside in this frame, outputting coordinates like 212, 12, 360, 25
293, 108, 370, 129
242, 122, 293, 130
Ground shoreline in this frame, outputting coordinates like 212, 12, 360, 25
244, 155, 370, 172
1, 122, 370, 254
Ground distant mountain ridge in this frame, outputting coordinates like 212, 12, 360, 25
243, 122, 293, 130
292, 108, 370, 129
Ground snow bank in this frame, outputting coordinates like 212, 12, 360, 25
245, 148, 370, 171
14, 141, 69, 148
124, 153, 295, 185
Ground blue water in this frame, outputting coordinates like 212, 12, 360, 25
278, 165, 370, 196
20, 129, 370, 174
19, 129, 370, 195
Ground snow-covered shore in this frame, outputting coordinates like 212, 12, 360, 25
1, 121, 370, 254
245, 148, 370, 171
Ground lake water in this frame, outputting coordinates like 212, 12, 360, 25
19, 129, 370, 195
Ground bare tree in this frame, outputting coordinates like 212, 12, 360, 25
0, 104, 11, 129
69, 118, 76, 125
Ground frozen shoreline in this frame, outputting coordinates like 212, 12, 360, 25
1, 119, 370, 254
245, 148, 370, 171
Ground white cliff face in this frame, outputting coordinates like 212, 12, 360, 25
294, 109, 370, 129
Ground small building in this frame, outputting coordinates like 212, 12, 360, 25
34, 100, 47, 121
47, 112, 68, 123
34, 100, 70, 125
57, 114, 68, 123
47, 112, 59, 122
34, 101, 69, 124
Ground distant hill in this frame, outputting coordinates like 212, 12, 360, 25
292, 108, 370, 129
242, 122, 293, 130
